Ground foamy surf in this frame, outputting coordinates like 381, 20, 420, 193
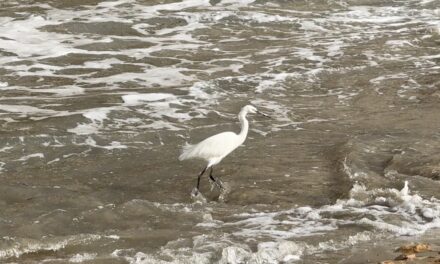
0, 234, 103, 259
0, 0, 439, 262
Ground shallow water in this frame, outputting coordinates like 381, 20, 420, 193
0, 0, 440, 263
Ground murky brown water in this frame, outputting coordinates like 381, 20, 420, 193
0, 0, 440, 263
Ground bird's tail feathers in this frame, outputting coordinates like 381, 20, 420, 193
179, 143, 196, 161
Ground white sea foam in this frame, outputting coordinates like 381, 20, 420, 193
421, 0, 437, 4
0, 162, 5, 173
0, 15, 79, 58
17, 153, 45, 161
330, 6, 408, 24
83, 108, 113, 123
240, 12, 296, 23
308, 231, 374, 253
218, 174, 440, 258
0, 105, 58, 116
118, 232, 302, 264
0, 234, 102, 260
344, 182, 440, 236
32, 86, 85, 96
69, 253, 98, 263
0, 0, 433, 135
300, 20, 329, 32
369, 73, 408, 84
68, 107, 116, 135
220, 241, 303, 264
250, 98, 292, 124
81, 69, 193, 87
85, 137, 128, 150
327, 40, 345, 57
107, 169, 440, 262
83, 58, 123, 69
122, 93, 176, 105
219, 0, 256, 6
386, 40, 415, 47
68, 123, 101, 135
296, 48, 325, 62
0, 146, 13, 152
255, 72, 298, 93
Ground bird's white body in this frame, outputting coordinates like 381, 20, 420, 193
179, 105, 252, 167
179, 131, 245, 167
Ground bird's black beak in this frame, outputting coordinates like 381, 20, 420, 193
257, 110, 271, 118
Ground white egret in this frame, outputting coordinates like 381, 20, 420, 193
179, 105, 269, 194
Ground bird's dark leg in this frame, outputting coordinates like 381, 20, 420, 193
209, 167, 224, 190
209, 167, 215, 182
196, 166, 207, 193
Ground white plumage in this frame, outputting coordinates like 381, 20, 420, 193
179, 105, 266, 194
179, 131, 242, 167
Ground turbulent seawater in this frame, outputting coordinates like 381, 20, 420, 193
0, 0, 440, 263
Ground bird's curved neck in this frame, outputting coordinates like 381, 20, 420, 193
238, 110, 249, 141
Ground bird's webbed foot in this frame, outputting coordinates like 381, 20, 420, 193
191, 187, 199, 196
209, 175, 224, 191
191, 187, 207, 203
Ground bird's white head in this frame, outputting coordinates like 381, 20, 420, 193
242, 105, 258, 114
240, 105, 271, 118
